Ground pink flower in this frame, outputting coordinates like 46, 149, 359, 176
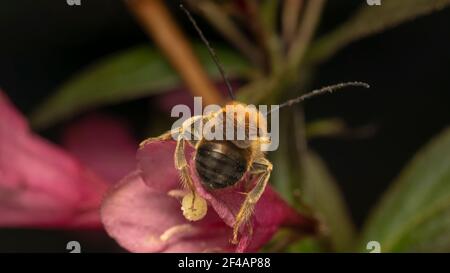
101, 140, 317, 253
0, 89, 316, 252
61, 114, 137, 183
0, 91, 136, 228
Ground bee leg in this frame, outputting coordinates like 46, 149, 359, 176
232, 157, 273, 244
174, 133, 201, 214
143, 109, 220, 147
139, 128, 180, 147
174, 115, 207, 191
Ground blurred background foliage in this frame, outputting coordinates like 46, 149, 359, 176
1, 0, 450, 252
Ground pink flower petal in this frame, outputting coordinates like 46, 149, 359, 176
101, 171, 235, 253
0, 91, 108, 228
137, 140, 194, 192
116, 140, 316, 252
62, 114, 137, 184
0, 92, 27, 132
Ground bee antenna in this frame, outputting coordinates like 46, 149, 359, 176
179, 3, 236, 100
266, 82, 370, 116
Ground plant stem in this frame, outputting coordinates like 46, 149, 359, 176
282, 0, 304, 48
243, 0, 280, 74
187, 0, 263, 68
127, 0, 225, 105
288, 0, 326, 71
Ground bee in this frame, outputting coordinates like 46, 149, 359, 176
140, 5, 370, 244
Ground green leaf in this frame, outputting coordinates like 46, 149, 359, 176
306, 0, 450, 65
31, 44, 250, 129
262, 229, 326, 253
286, 236, 324, 253
303, 151, 356, 252
270, 111, 296, 204
360, 128, 450, 252
271, 111, 355, 251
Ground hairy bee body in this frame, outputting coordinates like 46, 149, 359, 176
141, 100, 273, 242
195, 140, 250, 189
193, 103, 267, 189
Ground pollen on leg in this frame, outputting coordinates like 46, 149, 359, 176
181, 192, 207, 221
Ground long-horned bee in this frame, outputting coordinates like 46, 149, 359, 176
140, 5, 370, 244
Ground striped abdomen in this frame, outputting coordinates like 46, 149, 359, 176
195, 141, 249, 189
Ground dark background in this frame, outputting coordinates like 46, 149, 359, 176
0, 0, 449, 252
